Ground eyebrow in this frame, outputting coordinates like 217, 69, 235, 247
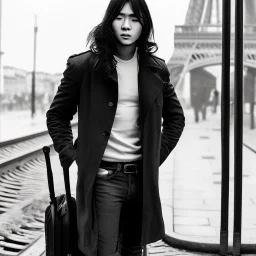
118, 13, 137, 18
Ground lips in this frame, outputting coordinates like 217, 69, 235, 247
121, 34, 131, 37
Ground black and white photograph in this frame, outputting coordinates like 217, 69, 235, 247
0, 0, 255, 255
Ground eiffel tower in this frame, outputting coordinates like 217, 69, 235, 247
167, 0, 256, 108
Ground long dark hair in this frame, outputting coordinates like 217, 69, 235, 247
87, 0, 158, 77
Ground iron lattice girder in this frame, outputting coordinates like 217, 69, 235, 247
185, 0, 221, 25
167, 25, 256, 86
185, 0, 206, 24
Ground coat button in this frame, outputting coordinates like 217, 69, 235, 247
102, 131, 110, 136
108, 102, 114, 107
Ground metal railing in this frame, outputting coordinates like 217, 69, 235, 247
220, 0, 244, 255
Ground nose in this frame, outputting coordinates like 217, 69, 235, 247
122, 17, 131, 30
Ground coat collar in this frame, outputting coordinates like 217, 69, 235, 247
112, 53, 163, 83
138, 53, 163, 71
92, 53, 163, 83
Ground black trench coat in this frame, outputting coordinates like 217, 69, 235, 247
46, 50, 185, 256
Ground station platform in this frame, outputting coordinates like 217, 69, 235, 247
159, 107, 256, 252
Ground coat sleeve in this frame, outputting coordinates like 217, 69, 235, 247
159, 64, 185, 166
46, 56, 83, 168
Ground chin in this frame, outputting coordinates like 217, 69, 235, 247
118, 40, 136, 46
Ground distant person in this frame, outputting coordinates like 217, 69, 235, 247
46, 0, 185, 255
191, 91, 206, 122
191, 87, 211, 122
212, 89, 219, 114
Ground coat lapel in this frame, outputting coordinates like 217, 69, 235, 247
108, 69, 118, 83
138, 54, 164, 125
92, 53, 165, 125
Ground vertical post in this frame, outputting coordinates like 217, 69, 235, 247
0, 0, 2, 141
31, 15, 38, 118
233, 0, 243, 255
249, 68, 255, 130
0, 0, 2, 91
219, 0, 231, 255
0, 0, 2, 104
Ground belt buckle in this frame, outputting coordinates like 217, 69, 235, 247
123, 164, 137, 174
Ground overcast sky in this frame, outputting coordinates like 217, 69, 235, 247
1, 0, 190, 74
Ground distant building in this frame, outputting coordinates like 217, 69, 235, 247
2, 66, 62, 112
3, 66, 28, 96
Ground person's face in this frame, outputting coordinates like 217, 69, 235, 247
112, 2, 143, 47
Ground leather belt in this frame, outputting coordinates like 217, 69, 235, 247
99, 160, 142, 174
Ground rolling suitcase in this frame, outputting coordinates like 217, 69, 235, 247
43, 146, 80, 256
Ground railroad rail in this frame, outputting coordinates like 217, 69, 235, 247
0, 123, 78, 256
0, 122, 77, 169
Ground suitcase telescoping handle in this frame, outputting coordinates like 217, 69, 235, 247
43, 146, 72, 208
43, 146, 57, 206
43, 146, 57, 255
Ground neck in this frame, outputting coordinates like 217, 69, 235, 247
114, 44, 137, 60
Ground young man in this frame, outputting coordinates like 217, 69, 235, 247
46, 0, 185, 255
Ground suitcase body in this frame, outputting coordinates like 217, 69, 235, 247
43, 146, 80, 256
45, 195, 78, 256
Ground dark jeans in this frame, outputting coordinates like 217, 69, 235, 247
93, 169, 143, 256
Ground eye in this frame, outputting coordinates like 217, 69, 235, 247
116, 16, 122, 20
132, 19, 139, 22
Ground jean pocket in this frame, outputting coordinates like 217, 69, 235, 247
96, 168, 117, 180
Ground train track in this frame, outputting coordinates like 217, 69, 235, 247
0, 123, 78, 256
